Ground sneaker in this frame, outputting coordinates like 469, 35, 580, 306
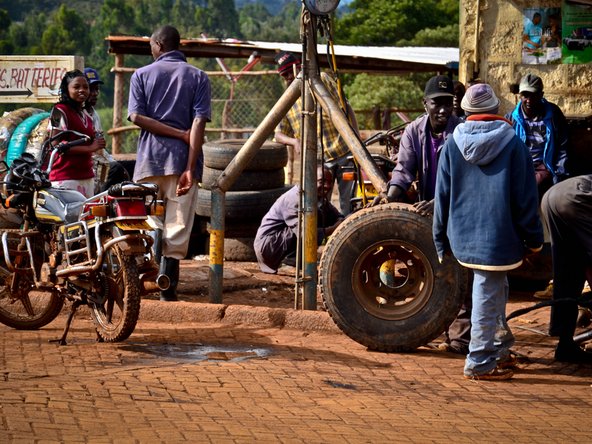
464, 367, 514, 381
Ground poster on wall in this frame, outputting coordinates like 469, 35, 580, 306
562, 0, 592, 63
522, 7, 562, 64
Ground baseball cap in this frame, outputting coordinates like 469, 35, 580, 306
274, 51, 301, 76
519, 74, 543, 94
461, 83, 500, 114
424, 75, 454, 99
84, 67, 104, 85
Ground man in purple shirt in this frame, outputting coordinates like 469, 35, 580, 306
254, 166, 344, 274
384, 75, 469, 355
128, 25, 211, 301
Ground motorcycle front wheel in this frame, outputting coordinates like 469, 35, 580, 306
90, 232, 141, 342
0, 266, 64, 330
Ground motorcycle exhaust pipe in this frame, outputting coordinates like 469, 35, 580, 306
140, 272, 170, 294
155, 273, 170, 291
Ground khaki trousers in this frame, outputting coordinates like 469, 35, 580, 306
141, 175, 198, 260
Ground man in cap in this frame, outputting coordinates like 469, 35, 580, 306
382, 75, 469, 355
506, 73, 570, 199
273, 51, 359, 216
385, 75, 461, 209
434, 83, 544, 380
83, 67, 130, 193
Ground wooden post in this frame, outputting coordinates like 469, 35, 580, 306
112, 53, 125, 154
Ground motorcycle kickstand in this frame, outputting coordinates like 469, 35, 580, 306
50, 300, 83, 346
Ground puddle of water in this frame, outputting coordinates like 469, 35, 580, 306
128, 343, 272, 363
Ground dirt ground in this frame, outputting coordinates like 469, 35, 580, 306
142, 258, 308, 309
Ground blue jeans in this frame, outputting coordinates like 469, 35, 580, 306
464, 269, 515, 376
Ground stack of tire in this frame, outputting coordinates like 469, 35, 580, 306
196, 139, 289, 261
0, 108, 50, 229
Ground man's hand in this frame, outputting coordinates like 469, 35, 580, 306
176, 170, 194, 196
370, 192, 388, 207
413, 199, 434, 216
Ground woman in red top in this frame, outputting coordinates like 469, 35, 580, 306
48, 69, 105, 197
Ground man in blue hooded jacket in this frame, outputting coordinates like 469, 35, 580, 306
506, 73, 570, 198
434, 83, 544, 381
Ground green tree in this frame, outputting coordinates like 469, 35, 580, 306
41, 5, 91, 55
239, 3, 272, 39
335, 0, 458, 46
243, 1, 300, 42
196, 0, 241, 39
399, 24, 460, 47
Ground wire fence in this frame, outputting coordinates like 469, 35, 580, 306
111, 70, 422, 153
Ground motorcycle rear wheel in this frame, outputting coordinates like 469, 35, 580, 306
0, 266, 64, 330
90, 236, 141, 342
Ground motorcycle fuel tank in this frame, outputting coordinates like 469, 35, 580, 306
34, 188, 86, 224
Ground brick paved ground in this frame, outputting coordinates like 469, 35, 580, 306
0, 293, 591, 443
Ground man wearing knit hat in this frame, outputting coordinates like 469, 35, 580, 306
273, 51, 359, 215
506, 73, 570, 199
433, 83, 544, 380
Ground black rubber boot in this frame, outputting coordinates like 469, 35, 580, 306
159, 256, 179, 302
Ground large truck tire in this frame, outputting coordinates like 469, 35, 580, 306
203, 139, 288, 171
319, 203, 466, 352
195, 186, 290, 220
201, 166, 285, 191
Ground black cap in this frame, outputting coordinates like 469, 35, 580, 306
275, 51, 301, 75
424, 75, 454, 99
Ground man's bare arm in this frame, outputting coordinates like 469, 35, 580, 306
177, 117, 207, 196
129, 113, 189, 144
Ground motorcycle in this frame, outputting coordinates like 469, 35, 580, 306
0, 129, 167, 344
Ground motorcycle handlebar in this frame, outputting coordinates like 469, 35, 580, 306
56, 135, 92, 154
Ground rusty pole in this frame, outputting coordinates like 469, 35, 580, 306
300, 13, 319, 310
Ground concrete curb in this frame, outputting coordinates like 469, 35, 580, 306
138, 300, 341, 333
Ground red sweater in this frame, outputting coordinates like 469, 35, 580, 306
49, 104, 95, 181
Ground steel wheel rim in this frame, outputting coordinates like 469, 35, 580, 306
351, 239, 434, 320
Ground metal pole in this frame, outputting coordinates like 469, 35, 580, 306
301, 13, 319, 310
111, 53, 125, 155
208, 188, 225, 303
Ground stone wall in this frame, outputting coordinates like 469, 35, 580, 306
459, 0, 591, 117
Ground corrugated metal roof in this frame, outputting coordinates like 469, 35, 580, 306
249, 40, 459, 68
106, 35, 459, 74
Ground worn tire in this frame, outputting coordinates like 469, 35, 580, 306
196, 186, 290, 220
319, 203, 466, 352
201, 166, 285, 191
203, 139, 288, 170
0, 231, 64, 330
223, 237, 257, 262
90, 232, 141, 342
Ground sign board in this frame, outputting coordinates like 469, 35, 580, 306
0, 55, 84, 103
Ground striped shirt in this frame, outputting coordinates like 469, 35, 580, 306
277, 72, 350, 161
